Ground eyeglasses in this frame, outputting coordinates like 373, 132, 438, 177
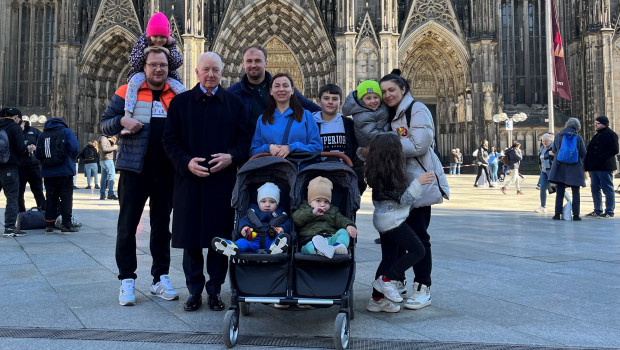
146, 63, 168, 70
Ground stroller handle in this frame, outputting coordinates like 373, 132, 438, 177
248, 152, 354, 167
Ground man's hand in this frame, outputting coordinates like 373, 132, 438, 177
188, 157, 210, 177
120, 116, 144, 134
346, 225, 358, 239
312, 207, 326, 216
208, 153, 232, 173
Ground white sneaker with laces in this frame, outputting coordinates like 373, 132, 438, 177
151, 274, 179, 301
119, 278, 136, 306
333, 243, 348, 255
372, 276, 403, 303
535, 206, 547, 213
268, 234, 289, 254
312, 236, 335, 259
404, 282, 431, 310
366, 298, 400, 313
391, 279, 408, 297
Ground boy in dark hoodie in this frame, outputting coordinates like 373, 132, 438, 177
0, 108, 28, 236
35, 117, 80, 234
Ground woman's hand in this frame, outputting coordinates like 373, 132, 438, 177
269, 144, 290, 158
188, 157, 209, 177
346, 225, 358, 239
416, 172, 435, 185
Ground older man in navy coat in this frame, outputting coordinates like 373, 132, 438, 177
163, 52, 251, 312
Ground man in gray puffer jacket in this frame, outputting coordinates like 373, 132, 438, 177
342, 80, 388, 147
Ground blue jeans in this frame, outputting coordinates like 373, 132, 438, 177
100, 160, 116, 197
538, 171, 550, 208
589, 171, 615, 216
456, 163, 461, 174
449, 163, 457, 174
489, 162, 499, 182
84, 163, 99, 186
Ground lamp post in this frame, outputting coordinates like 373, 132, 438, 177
493, 112, 527, 148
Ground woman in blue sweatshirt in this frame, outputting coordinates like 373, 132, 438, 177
250, 73, 322, 157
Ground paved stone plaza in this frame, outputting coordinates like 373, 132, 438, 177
0, 174, 619, 349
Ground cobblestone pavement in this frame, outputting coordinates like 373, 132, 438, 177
0, 174, 618, 349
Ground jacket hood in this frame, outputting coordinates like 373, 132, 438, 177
0, 118, 16, 128
342, 91, 373, 116
43, 117, 68, 130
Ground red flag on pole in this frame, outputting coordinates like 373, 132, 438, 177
551, 0, 571, 100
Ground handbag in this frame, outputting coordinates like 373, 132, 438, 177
16, 208, 47, 230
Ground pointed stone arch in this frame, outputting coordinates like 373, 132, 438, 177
355, 11, 380, 82
212, 0, 334, 97
80, 25, 137, 86
264, 37, 305, 92
399, 21, 470, 103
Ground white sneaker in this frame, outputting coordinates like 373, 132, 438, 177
372, 276, 403, 303
312, 236, 335, 259
404, 282, 431, 310
391, 279, 408, 297
119, 279, 136, 306
268, 234, 289, 254
151, 274, 179, 301
535, 206, 547, 213
333, 243, 348, 255
366, 298, 400, 313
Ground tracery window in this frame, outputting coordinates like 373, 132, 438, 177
500, 0, 547, 106
4, 1, 55, 108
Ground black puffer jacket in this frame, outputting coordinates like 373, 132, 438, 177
584, 126, 619, 172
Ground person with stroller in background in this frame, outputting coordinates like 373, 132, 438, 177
211, 182, 290, 256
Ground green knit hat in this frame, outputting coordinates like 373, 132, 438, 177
356, 80, 382, 100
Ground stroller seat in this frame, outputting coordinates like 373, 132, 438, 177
294, 253, 352, 263
234, 252, 289, 263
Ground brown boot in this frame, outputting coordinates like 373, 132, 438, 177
516, 190, 524, 195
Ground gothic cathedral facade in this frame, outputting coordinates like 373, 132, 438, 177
1, 0, 618, 157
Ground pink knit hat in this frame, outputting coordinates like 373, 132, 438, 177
146, 12, 170, 38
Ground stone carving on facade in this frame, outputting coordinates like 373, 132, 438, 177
404, 0, 460, 37
447, 97, 455, 123
265, 38, 304, 92
483, 82, 493, 121
457, 93, 465, 122
465, 95, 473, 122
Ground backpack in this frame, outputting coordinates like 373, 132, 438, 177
0, 127, 10, 164
83, 147, 97, 162
502, 148, 514, 167
556, 133, 578, 164
37, 128, 67, 167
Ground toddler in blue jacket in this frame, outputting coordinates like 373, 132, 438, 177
212, 182, 290, 257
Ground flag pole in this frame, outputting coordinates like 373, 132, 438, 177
546, 0, 555, 133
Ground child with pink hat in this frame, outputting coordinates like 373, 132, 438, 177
122, 12, 185, 135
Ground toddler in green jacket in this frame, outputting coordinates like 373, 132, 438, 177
293, 176, 358, 258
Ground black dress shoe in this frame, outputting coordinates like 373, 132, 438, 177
184, 294, 202, 311
208, 293, 225, 311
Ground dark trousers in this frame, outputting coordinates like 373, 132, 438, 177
474, 164, 491, 184
554, 183, 580, 216
116, 169, 173, 283
18, 164, 46, 212
43, 176, 73, 227
0, 166, 19, 229
407, 206, 432, 286
372, 221, 426, 298
183, 248, 228, 296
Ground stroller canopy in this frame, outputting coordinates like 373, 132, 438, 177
231, 156, 298, 211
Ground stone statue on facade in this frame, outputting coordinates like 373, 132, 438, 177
457, 94, 465, 122
483, 82, 493, 121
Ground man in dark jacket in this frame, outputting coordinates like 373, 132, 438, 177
18, 120, 46, 212
228, 45, 320, 135
584, 116, 619, 218
101, 46, 182, 307
35, 117, 79, 233
163, 52, 251, 312
0, 107, 28, 236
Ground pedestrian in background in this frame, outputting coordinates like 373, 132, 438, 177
584, 116, 618, 218
535, 133, 554, 213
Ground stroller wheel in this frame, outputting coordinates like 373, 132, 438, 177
223, 310, 239, 348
334, 312, 350, 350
240, 301, 250, 316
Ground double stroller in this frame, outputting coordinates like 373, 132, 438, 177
223, 153, 361, 350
